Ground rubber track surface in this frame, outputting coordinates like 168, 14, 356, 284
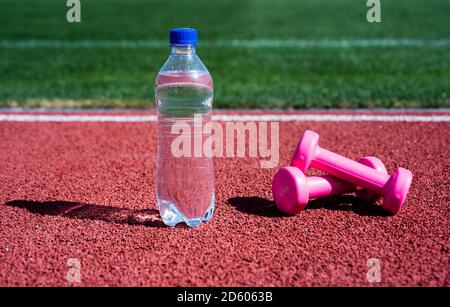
0, 111, 448, 286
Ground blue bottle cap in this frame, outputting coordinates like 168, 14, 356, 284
170, 28, 198, 46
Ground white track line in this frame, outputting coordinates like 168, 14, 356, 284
1, 39, 449, 49
0, 114, 157, 122
212, 114, 450, 122
0, 114, 449, 122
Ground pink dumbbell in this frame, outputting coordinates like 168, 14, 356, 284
291, 130, 413, 214
272, 156, 387, 214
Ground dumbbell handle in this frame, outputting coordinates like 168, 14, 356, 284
313, 147, 389, 194
307, 175, 356, 199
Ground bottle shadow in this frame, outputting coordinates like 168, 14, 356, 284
227, 195, 389, 217
4, 200, 165, 228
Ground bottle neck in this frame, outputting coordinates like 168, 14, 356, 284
171, 45, 197, 55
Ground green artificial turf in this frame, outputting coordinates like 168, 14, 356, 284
0, 0, 449, 108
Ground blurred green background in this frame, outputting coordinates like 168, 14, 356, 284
0, 0, 449, 108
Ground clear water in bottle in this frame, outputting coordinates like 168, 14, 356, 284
155, 28, 214, 227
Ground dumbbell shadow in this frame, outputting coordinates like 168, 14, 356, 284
306, 195, 390, 217
228, 195, 389, 217
228, 196, 286, 217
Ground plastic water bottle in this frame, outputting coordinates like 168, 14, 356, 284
155, 28, 214, 227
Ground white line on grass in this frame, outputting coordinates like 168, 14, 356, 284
0, 113, 449, 122
1, 39, 449, 49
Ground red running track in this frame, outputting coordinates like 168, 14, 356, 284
0, 110, 449, 286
